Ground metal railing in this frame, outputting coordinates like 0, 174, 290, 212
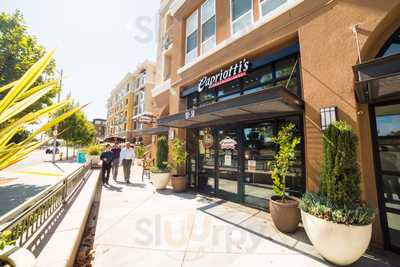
0, 163, 91, 247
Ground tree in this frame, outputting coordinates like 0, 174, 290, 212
0, 10, 56, 117
320, 121, 361, 206
269, 123, 301, 202
55, 102, 95, 159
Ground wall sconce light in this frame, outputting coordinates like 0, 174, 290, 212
169, 128, 175, 140
320, 107, 337, 131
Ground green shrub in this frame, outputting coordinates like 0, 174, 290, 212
0, 230, 15, 250
134, 145, 145, 159
320, 121, 361, 206
300, 121, 375, 225
300, 192, 374, 225
268, 123, 301, 201
168, 138, 187, 175
153, 136, 168, 173
84, 144, 103, 156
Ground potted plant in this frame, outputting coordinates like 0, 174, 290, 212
151, 136, 170, 190
168, 138, 188, 193
299, 121, 375, 266
134, 145, 145, 166
0, 230, 35, 267
268, 123, 301, 233
85, 144, 102, 167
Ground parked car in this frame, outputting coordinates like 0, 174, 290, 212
45, 147, 59, 154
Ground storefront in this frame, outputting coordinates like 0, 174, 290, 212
160, 43, 305, 209
354, 28, 400, 252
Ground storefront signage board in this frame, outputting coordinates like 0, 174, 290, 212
198, 58, 250, 92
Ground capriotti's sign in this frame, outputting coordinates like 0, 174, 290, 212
198, 58, 250, 92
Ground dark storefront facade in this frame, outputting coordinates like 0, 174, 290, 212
160, 44, 305, 209
354, 27, 400, 252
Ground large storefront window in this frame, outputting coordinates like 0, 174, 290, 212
187, 116, 305, 209
187, 54, 300, 108
374, 103, 400, 250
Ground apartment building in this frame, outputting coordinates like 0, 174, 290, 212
157, 0, 400, 252
106, 62, 156, 144
106, 73, 134, 140
129, 61, 157, 145
92, 118, 106, 142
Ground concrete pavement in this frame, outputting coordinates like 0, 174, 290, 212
93, 167, 399, 267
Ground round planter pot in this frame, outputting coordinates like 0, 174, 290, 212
171, 175, 188, 193
301, 210, 372, 266
269, 196, 300, 233
135, 159, 144, 166
0, 247, 36, 267
151, 172, 170, 190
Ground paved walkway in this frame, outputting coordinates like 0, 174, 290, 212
93, 166, 399, 267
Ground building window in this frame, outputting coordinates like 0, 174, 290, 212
231, 0, 253, 34
201, 0, 216, 55
259, 0, 288, 17
185, 10, 198, 64
134, 90, 145, 116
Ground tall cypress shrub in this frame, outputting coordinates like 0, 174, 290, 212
320, 121, 361, 206
155, 136, 168, 171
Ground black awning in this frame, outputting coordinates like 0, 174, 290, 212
159, 86, 303, 128
130, 126, 169, 136
353, 53, 400, 103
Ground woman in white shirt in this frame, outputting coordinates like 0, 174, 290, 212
120, 142, 135, 183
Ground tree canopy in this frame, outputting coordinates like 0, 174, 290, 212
55, 101, 96, 148
0, 10, 57, 113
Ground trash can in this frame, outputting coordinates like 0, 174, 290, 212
77, 151, 86, 163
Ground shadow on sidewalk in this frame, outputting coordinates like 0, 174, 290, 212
26, 169, 94, 257
196, 197, 400, 267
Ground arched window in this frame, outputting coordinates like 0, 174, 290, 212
377, 27, 400, 57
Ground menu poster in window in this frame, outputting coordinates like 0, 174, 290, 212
248, 160, 256, 172
225, 155, 232, 166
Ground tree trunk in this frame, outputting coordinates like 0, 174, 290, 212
66, 141, 69, 160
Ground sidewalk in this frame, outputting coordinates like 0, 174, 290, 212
93, 166, 399, 267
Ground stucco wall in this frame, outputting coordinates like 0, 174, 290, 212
167, 0, 400, 248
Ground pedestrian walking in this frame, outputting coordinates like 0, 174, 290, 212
111, 143, 121, 181
120, 142, 135, 184
100, 144, 114, 186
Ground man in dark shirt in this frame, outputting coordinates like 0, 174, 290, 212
111, 143, 121, 181
100, 144, 114, 185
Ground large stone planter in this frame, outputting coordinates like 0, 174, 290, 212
151, 172, 170, 190
301, 210, 372, 266
269, 196, 300, 233
87, 155, 100, 167
171, 175, 188, 193
0, 246, 36, 267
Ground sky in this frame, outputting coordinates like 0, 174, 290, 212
1, 0, 159, 120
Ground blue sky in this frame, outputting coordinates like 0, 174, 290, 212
1, 0, 159, 120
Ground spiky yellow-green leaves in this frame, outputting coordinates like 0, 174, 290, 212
0, 51, 82, 170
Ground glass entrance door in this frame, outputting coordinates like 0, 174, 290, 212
217, 128, 240, 201
375, 103, 400, 250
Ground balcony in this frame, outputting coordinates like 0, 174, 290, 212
152, 78, 171, 97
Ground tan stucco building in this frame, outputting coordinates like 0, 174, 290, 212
156, 0, 400, 253
106, 61, 156, 145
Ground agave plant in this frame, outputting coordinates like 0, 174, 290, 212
0, 51, 82, 170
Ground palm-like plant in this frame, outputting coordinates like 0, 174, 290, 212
0, 51, 82, 170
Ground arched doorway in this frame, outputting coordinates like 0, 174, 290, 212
369, 27, 400, 253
